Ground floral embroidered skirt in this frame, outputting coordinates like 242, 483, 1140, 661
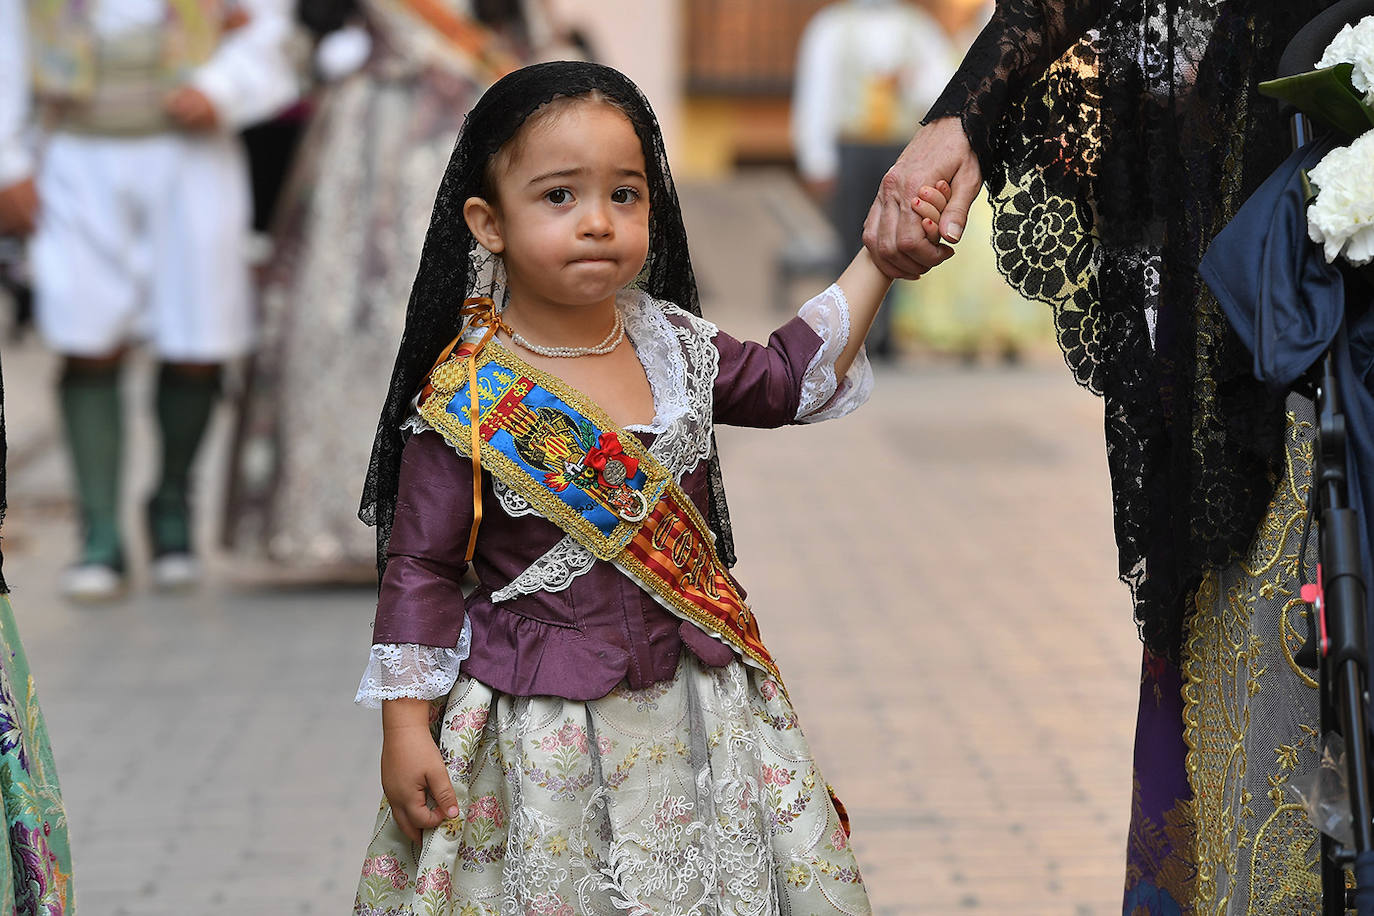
0, 595, 73, 914
354, 653, 871, 915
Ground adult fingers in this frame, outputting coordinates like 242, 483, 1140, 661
861, 196, 905, 278
894, 209, 937, 272
163, 88, 190, 117
164, 88, 214, 130
7, 198, 35, 237
939, 158, 983, 244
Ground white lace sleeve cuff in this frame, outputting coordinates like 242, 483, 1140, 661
794, 284, 876, 423
354, 618, 472, 709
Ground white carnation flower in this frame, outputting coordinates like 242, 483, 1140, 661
1317, 16, 1374, 107
1307, 129, 1374, 267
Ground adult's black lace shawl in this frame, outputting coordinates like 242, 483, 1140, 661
925, 0, 1330, 657
360, 60, 738, 576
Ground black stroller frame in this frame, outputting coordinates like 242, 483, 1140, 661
1278, 2, 1374, 911
1308, 331, 1374, 915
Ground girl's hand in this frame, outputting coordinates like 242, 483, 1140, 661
914, 181, 949, 245
380, 699, 463, 844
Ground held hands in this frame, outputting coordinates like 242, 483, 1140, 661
164, 86, 220, 132
862, 117, 982, 280
830, 182, 945, 376
380, 699, 465, 844
0, 178, 39, 237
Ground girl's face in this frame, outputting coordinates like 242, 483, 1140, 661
464, 100, 651, 313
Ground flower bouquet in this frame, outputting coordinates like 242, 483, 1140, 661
1260, 15, 1374, 267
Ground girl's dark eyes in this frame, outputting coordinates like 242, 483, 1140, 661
543, 186, 641, 205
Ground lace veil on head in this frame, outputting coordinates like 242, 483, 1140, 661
359, 60, 737, 575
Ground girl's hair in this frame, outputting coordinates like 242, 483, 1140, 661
480, 89, 632, 200
360, 61, 740, 576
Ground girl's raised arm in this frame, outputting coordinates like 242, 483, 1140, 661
831, 179, 946, 378
831, 248, 893, 381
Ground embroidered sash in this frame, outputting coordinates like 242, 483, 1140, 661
417, 337, 781, 683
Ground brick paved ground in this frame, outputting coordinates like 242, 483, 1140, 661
0, 174, 1140, 914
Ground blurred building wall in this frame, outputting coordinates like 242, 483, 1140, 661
680, 0, 826, 176
548, 0, 684, 160
546, 0, 976, 179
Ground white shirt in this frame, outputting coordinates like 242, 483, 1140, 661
0, 0, 299, 186
791, 0, 955, 183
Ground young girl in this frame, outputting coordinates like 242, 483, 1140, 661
353, 61, 945, 915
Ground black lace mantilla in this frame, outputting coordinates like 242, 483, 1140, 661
927, 0, 1328, 657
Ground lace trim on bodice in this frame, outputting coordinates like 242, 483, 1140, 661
492, 478, 539, 518
491, 536, 598, 603
623, 290, 721, 479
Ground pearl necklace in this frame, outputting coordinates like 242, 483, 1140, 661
509, 310, 625, 358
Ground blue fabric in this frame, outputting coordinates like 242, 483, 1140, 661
1200, 137, 1344, 391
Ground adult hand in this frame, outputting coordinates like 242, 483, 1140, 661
862, 117, 982, 280
164, 86, 220, 132
0, 177, 40, 237
222, 5, 251, 30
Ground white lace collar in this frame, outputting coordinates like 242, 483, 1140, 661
619, 288, 689, 435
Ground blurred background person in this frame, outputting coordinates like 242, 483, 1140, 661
0, 0, 298, 600
789, 0, 950, 361
223, 0, 564, 581
891, 0, 1050, 365
0, 239, 33, 341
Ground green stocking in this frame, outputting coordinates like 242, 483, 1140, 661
149, 365, 221, 555
58, 365, 124, 569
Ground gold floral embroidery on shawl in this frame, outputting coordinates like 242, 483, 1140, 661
1182, 407, 1322, 915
